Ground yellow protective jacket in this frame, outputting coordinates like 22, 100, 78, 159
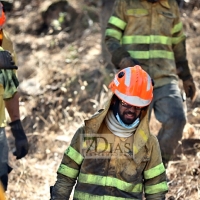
0, 181, 5, 200
52, 98, 168, 200
105, 0, 191, 88
0, 29, 17, 127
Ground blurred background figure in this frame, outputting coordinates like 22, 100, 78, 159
0, 2, 28, 191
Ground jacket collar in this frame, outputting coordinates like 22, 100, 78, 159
159, 0, 170, 8
84, 95, 112, 133
141, 0, 170, 9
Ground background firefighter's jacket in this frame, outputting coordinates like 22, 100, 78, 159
51, 97, 168, 200
105, 0, 192, 88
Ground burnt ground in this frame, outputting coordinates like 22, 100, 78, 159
2, 0, 200, 199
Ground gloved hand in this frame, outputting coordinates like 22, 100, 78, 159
111, 47, 139, 69
0, 50, 18, 70
9, 119, 29, 159
119, 56, 139, 69
183, 78, 197, 102
50, 186, 53, 199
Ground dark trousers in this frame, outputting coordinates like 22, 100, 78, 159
0, 127, 10, 190
149, 83, 186, 163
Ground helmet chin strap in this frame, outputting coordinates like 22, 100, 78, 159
147, 0, 158, 3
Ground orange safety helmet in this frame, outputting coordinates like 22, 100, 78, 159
0, 3, 6, 27
109, 65, 153, 107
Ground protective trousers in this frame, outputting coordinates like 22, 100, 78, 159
0, 127, 9, 191
149, 83, 186, 164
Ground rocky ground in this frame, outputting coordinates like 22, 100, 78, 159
2, 0, 200, 199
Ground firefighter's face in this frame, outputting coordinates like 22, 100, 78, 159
118, 100, 141, 125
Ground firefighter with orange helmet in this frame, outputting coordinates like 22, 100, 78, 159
51, 66, 168, 200
0, 46, 19, 200
0, 2, 29, 191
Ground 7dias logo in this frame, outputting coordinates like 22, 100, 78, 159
80, 134, 133, 159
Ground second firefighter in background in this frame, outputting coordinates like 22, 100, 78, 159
105, 0, 196, 164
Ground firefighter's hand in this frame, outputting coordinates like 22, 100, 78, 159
9, 120, 29, 159
119, 57, 139, 69
111, 47, 139, 69
183, 78, 197, 102
0, 50, 18, 70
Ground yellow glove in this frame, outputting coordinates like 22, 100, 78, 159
183, 78, 197, 102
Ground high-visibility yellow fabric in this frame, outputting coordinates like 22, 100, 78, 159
64, 146, 84, 165
0, 29, 17, 127
108, 16, 127, 30
57, 164, 79, 179
78, 173, 143, 193
145, 181, 168, 195
144, 163, 166, 179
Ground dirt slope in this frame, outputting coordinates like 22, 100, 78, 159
3, 1, 200, 200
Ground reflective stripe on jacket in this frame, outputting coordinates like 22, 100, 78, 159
52, 97, 168, 199
105, 0, 187, 88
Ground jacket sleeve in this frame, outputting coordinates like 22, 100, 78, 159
172, 2, 192, 81
104, 0, 128, 57
51, 127, 85, 200
143, 135, 168, 200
